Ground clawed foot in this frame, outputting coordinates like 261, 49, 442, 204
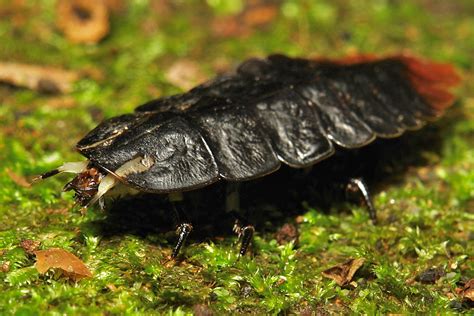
233, 219, 255, 257
171, 223, 193, 258
346, 177, 377, 224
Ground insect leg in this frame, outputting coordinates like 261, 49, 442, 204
226, 183, 254, 257
346, 178, 377, 224
234, 218, 255, 257
169, 192, 193, 258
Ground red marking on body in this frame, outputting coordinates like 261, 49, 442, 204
399, 56, 461, 112
329, 54, 379, 65
323, 53, 461, 114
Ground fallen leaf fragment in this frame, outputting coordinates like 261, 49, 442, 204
322, 258, 365, 286
34, 248, 92, 281
80, 66, 105, 81
212, 17, 244, 38
0, 62, 79, 93
44, 96, 77, 109
20, 240, 41, 255
211, 3, 278, 38
243, 4, 278, 27
106, 283, 118, 292
56, 0, 110, 44
461, 278, 474, 302
165, 60, 206, 91
6, 168, 31, 188
275, 223, 299, 245
1, 261, 10, 273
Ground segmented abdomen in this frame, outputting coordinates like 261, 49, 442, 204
76, 54, 459, 192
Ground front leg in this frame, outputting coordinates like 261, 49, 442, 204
169, 192, 193, 258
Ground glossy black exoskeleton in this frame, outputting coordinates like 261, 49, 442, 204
37, 54, 460, 258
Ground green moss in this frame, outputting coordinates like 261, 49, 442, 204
0, 0, 473, 314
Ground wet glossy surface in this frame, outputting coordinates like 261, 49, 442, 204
77, 55, 436, 192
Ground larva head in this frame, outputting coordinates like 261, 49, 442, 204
34, 161, 112, 207
63, 166, 106, 206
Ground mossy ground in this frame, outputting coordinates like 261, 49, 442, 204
0, 0, 473, 314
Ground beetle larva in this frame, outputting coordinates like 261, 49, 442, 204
37, 54, 460, 257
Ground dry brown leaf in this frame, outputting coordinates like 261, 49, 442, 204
80, 66, 105, 81
5, 168, 31, 188
1, 262, 10, 273
56, 0, 109, 44
211, 17, 245, 38
106, 283, 118, 292
0, 62, 79, 93
212, 3, 277, 38
44, 96, 77, 109
243, 4, 278, 26
322, 258, 365, 286
20, 239, 41, 255
461, 278, 474, 301
275, 223, 299, 246
165, 60, 206, 91
34, 248, 92, 281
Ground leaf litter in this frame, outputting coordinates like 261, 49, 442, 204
0, 62, 79, 93
34, 248, 92, 281
322, 258, 366, 286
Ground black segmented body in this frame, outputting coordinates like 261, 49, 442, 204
76, 54, 445, 193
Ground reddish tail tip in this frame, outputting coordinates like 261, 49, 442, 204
400, 55, 461, 113
324, 53, 461, 114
